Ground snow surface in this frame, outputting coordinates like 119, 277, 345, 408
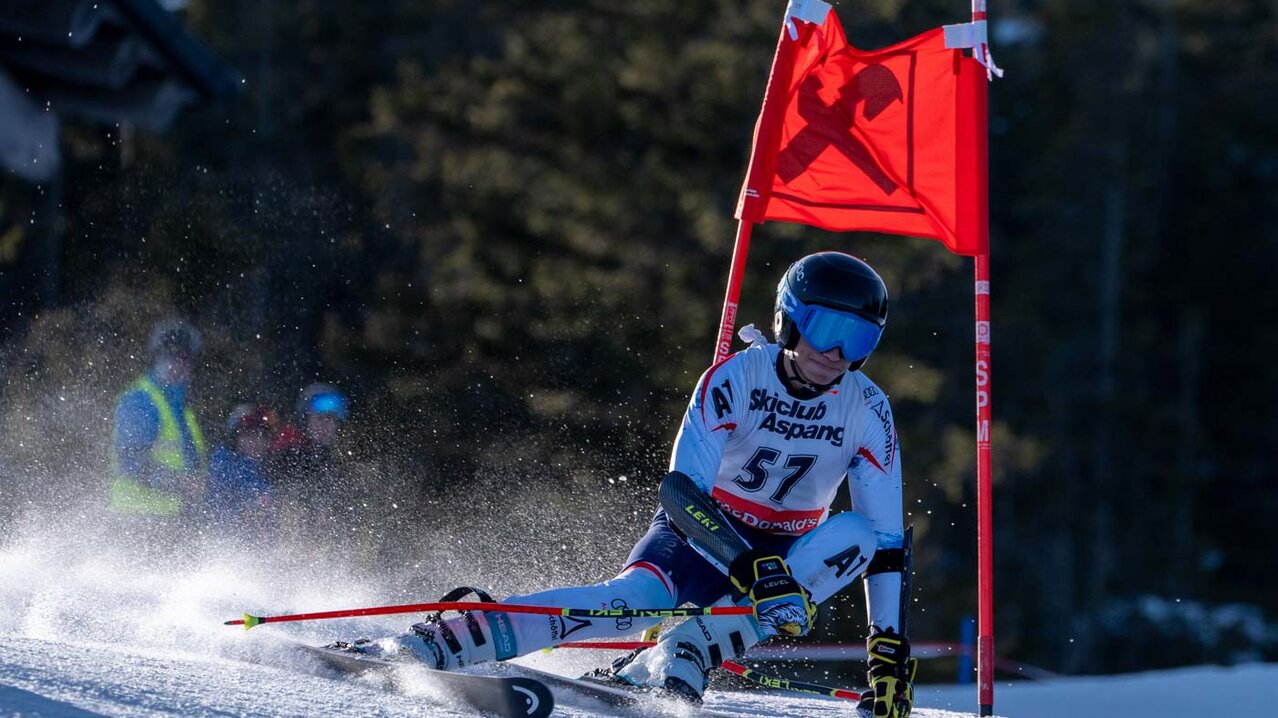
2, 524, 1274, 717
3, 631, 1275, 717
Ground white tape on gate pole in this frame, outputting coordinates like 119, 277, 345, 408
943, 20, 988, 49
784, 0, 831, 40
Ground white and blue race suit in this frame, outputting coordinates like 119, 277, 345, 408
671, 341, 902, 540
620, 340, 906, 629
443, 340, 908, 664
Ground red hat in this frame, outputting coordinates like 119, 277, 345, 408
226, 404, 278, 434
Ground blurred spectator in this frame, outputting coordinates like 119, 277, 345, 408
110, 319, 208, 520
270, 383, 408, 571
271, 383, 353, 547
272, 382, 348, 491
207, 404, 279, 546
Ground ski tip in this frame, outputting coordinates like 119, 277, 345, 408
242, 613, 263, 630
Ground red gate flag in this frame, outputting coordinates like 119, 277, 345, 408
736, 9, 988, 257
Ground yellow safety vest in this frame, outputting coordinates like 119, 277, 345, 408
110, 376, 207, 516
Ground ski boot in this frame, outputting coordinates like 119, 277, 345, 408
397, 586, 501, 670
612, 608, 766, 704
603, 638, 709, 703
580, 646, 702, 703
330, 587, 501, 671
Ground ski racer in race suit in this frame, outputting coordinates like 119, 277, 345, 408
382, 252, 917, 717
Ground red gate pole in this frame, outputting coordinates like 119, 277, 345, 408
975, 251, 994, 716
718, 8, 797, 364
970, 1, 996, 715
713, 220, 755, 364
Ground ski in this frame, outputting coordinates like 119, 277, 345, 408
292, 641, 554, 718
508, 664, 739, 718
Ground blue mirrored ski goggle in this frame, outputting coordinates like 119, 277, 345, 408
786, 298, 883, 361
308, 392, 349, 420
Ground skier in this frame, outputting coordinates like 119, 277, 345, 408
353, 252, 917, 718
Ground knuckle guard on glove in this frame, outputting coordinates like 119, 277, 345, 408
728, 549, 817, 637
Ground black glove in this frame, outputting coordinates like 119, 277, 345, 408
728, 549, 816, 637
856, 628, 918, 718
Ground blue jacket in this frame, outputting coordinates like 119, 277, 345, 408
207, 445, 277, 541
113, 373, 204, 490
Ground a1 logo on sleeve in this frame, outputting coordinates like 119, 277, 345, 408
711, 379, 734, 420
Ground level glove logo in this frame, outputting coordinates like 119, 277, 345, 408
729, 550, 817, 636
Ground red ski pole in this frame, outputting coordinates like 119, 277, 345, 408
226, 601, 752, 630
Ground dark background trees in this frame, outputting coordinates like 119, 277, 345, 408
1, 0, 1275, 675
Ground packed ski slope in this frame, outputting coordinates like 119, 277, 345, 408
2, 523, 1273, 717
3, 629, 1274, 718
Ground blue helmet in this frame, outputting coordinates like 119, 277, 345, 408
297, 383, 349, 420
774, 252, 888, 371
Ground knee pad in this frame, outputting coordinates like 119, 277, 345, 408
589, 563, 677, 635
613, 561, 677, 606
784, 512, 877, 604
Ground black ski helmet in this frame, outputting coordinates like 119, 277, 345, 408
774, 252, 889, 371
